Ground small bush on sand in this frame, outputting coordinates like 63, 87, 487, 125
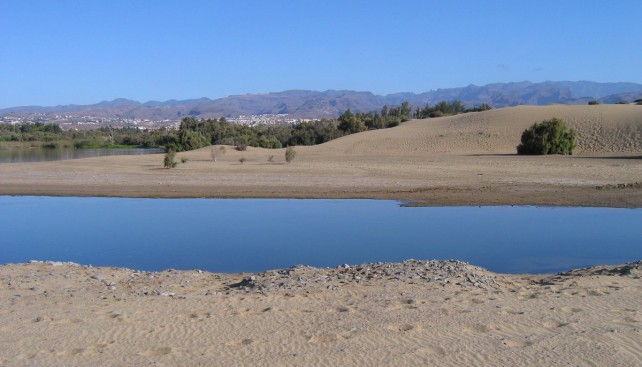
164, 149, 178, 168
239, 157, 246, 164
517, 118, 576, 155
181, 157, 189, 163
588, 100, 600, 105
285, 146, 296, 163
211, 146, 227, 162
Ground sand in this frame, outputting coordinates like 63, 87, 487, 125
1, 104, 641, 365
0, 105, 641, 207
1, 260, 641, 366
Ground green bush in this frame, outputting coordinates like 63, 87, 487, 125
588, 100, 600, 105
615, 100, 630, 104
285, 146, 296, 163
516, 118, 577, 155
163, 150, 178, 168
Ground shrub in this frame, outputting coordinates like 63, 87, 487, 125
588, 100, 600, 105
516, 118, 577, 155
235, 137, 248, 151
285, 146, 296, 163
615, 100, 630, 104
635, 98, 642, 105
163, 149, 178, 168
181, 157, 189, 163
212, 145, 227, 161
239, 157, 246, 164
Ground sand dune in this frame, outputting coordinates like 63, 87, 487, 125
0, 105, 640, 206
1, 260, 640, 366
305, 104, 642, 155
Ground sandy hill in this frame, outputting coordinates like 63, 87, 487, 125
306, 105, 642, 156
1, 105, 640, 206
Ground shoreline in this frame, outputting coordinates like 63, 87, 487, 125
1, 181, 641, 208
12, 257, 642, 277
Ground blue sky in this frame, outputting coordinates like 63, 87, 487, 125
1, 0, 641, 108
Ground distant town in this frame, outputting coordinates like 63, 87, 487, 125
0, 113, 317, 131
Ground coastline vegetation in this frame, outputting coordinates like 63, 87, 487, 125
1, 100, 491, 153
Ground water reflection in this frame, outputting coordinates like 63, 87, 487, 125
0, 197, 640, 274
0, 147, 164, 163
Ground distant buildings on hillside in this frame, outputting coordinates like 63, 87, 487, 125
0, 113, 316, 130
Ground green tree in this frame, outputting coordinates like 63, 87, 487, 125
337, 109, 366, 134
517, 118, 577, 155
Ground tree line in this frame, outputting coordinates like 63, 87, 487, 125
1, 100, 492, 152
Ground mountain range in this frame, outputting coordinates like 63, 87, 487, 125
2, 81, 641, 120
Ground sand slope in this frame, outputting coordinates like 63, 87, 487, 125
0, 105, 640, 206
1, 261, 640, 366
304, 104, 642, 155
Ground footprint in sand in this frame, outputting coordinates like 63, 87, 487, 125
139, 347, 173, 357
503, 339, 534, 348
543, 320, 568, 329
56, 348, 85, 356
386, 324, 416, 332
333, 306, 351, 313
465, 324, 495, 333
559, 306, 583, 313
225, 339, 254, 347
413, 345, 445, 356
308, 333, 339, 344
33, 315, 53, 323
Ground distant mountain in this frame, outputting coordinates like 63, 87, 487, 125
2, 81, 641, 120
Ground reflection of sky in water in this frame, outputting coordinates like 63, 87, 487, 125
1, 197, 640, 274
0, 148, 164, 163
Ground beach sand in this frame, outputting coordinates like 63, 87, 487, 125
1, 104, 641, 365
1, 260, 641, 366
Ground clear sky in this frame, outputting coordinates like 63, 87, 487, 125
2, 0, 641, 108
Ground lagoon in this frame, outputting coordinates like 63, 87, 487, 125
0, 147, 164, 163
1, 196, 640, 274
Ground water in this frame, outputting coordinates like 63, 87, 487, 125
0, 147, 164, 163
1, 197, 640, 274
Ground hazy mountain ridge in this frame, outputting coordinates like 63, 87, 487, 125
2, 81, 641, 120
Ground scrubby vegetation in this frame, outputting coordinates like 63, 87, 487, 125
517, 118, 577, 155
588, 100, 600, 105
0, 123, 173, 149
163, 150, 178, 168
285, 147, 296, 163
414, 101, 491, 119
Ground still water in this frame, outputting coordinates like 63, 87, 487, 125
1, 197, 640, 274
0, 147, 164, 163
